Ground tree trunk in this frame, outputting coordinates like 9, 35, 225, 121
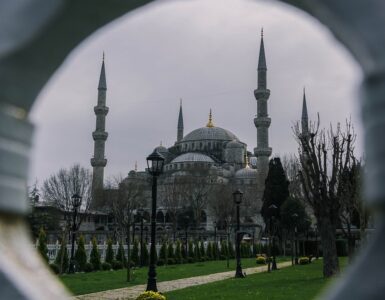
126, 225, 131, 282
318, 217, 339, 277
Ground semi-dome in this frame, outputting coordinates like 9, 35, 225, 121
171, 152, 214, 163
154, 144, 168, 153
235, 166, 258, 179
183, 127, 238, 142
226, 140, 244, 149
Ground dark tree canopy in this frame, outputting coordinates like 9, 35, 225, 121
280, 197, 311, 234
261, 157, 290, 223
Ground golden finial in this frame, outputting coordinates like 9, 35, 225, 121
244, 152, 250, 168
134, 161, 138, 172
206, 109, 214, 128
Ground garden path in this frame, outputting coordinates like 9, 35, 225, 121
74, 261, 292, 300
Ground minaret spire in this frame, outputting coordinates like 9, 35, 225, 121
254, 29, 272, 198
301, 87, 309, 137
206, 109, 214, 128
177, 99, 184, 142
91, 54, 109, 199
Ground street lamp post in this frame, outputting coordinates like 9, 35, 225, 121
69, 193, 82, 273
233, 189, 245, 278
268, 204, 278, 271
292, 213, 299, 265
145, 150, 165, 292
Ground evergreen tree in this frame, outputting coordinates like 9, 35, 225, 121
167, 242, 175, 259
175, 240, 183, 264
194, 241, 201, 260
181, 241, 187, 260
261, 157, 290, 223
213, 241, 219, 260
220, 240, 228, 258
55, 238, 69, 274
75, 235, 87, 271
159, 241, 167, 262
200, 240, 206, 258
131, 239, 140, 266
188, 240, 194, 260
116, 242, 127, 267
90, 237, 101, 270
206, 242, 213, 260
141, 242, 149, 266
37, 227, 49, 263
104, 238, 114, 264
228, 241, 235, 258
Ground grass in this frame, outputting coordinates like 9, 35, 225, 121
61, 257, 284, 295
165, 258, 347, 300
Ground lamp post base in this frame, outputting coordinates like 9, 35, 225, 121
235, 265, 245, 278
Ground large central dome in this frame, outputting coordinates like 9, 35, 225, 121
182, 126, 239, 142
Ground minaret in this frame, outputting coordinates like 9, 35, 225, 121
301, 88, 309, 136
91, 54, 109, 197
254, 29, 272, 184
177, 99, 184, 142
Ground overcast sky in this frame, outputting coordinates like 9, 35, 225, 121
29, 0, 362, 185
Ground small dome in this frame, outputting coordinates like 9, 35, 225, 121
171, 152, 214, 163
235, 166, 258, 179
154, 145, 168, 153
226, 140, 244, 149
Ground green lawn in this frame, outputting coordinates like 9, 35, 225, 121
165, 259, 347, 300
61, 257, 281, 295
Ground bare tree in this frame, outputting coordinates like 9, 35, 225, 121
160, 174, 185, 239
208, 183, 234, 228
179, 169, 216, 227
281, 154, 302, 200
109, 174, 147, 282
42, 164, 93, 232
294, 119, 356, 278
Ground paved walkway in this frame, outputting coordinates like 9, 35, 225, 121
75, 261, 292, 300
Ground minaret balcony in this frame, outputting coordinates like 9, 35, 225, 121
254, 88, 270, 100
254, 117, 271, 127
92, 131, 108, 141
254, 147, 272, 157
94, 106, 109, 115
91, 158, 107, 167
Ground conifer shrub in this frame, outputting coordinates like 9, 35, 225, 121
75, 235, 87, 271
105, 239, 114, 264
194, 241, 200, 260
157, 259, 165, 266
131, 239, 140, 266
200, 240, 205, 258
167, 242, 174, 260
37, 227, 49, 263
101, 262, 112, 270
181, 241, 187, 259
174, 240, 183, 264
228, 241, 235, 258
206, 242, 213, 260
49, 263, 60, 274
111, 260, 123, 270
84, 262, 93, 272
90, 237, 101, 271
116, 242, 127, 267
141, 243, 149, 266
167, 258, 175, 265
188, 240, 194, 260
159, 242, 167, 263
55, 238, 69, 274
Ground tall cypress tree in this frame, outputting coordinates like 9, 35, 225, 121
261, 157, 290, 223
131, 239, 140, 266
90, 237, 101, 270
37, 227, 49, 263
116, 242, 127, 267
104, 238, 114, 264
55, 238, 69, 274
75, 235, 87, 271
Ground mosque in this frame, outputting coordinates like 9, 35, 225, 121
89, 32, 307, 239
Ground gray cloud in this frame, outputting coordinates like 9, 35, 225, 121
29, 0, 362, 184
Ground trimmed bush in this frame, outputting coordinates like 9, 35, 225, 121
299, 257, 310, 265
157, 259, 165, 266
90, 237, 101, 271
136, 291, 166, 300
167, 242, 174, 260
37, 228, 49, 263
105, 239, 114, 264
101, 262, 112, 270
200, 241, 205, 258
159, 242, 167, 262
49, 263, 60, 274
55, 238, 69, 274
206, 242, 213, 260
75, 235, 87, 271
111, 260, 123, 270
181, 241, 187, 259
167, 258, 175, 265
256, 256, 266, 264
188, 241, 194, 259
228, 241, 235, 258
187, 257, 195, 263
84, 262, 93, 272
